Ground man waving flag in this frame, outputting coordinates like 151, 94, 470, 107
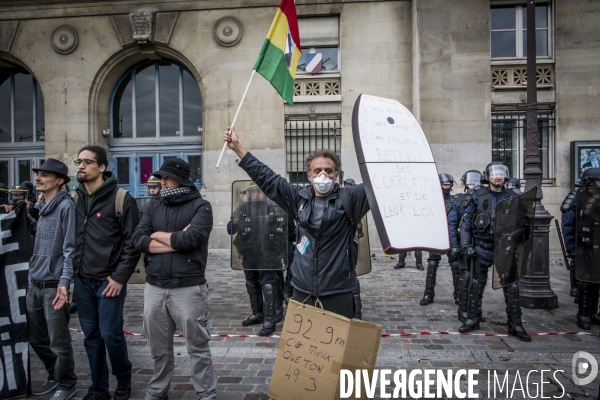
215, 0, 301, 167
254, 0, 302, 105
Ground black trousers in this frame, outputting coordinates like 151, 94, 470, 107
292, 289, 354, 318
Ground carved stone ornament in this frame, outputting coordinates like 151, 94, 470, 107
129, 11, 156, 44
51, 25, 79, 55
213, 17, 243, 47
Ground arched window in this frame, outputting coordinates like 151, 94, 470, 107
110, 61, 202, 138
0, 67, 45, 144
0, 65, 45, 186
108, 60, 203, 198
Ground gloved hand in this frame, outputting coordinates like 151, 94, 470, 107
463, 245, 477, 260
450, 247, 462, 258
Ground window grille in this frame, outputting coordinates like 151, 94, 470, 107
285, 119, 341, 184
491, 109, 554, 181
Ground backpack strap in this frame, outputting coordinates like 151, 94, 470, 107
115, 188, 128, 222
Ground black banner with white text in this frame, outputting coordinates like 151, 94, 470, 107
1, 204, 34, 399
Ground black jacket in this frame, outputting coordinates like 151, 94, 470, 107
74, 173, 141, 284
133, 188, 213, 288
239, 152, 370, 296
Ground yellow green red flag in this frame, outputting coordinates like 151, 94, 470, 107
253, 0, 302, 105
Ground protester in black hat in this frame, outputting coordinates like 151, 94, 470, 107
133, 158, 217, 400
72, 145, 140, 400
27, 158, 78, 400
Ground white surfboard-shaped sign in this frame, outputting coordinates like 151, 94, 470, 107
352, 94, 450, 254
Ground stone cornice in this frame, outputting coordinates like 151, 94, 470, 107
0, 0, 405, 21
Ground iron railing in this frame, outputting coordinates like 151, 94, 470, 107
491, 109, 555, 181
284, 119, 341, 184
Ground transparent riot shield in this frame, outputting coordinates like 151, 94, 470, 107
230, 180, 288, 271
492, 187, 536, 289
574, 191, 600, 283
355, 215, 372, 276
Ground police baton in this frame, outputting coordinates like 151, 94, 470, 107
554, 219, 572, 271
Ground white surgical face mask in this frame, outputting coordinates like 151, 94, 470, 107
312, 172, 334, 194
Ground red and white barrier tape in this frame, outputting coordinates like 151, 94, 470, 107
69, 328, 599, 339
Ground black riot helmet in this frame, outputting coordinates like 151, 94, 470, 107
506, 178, 521, 189
460, 170, 482, 193
246, 183, 265, 201
578, 168, 600, 188
146, 175, 161, 196
10, 181, 36, 203
482, 162, 509, 188
439, 173, 455, 196
0, 183, 8, 205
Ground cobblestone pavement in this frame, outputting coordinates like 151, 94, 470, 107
30, 250, 599, 400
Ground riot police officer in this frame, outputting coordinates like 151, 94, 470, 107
146, 175, 161, 197
10, 181, 39, 219
228, 184, 291, 336
459, 162, 531, 341
449, 170, 483, 319
560, 185, 579, 298
420, 174, 461, 306
506, 178, 522, 194
561, 168, 600, 330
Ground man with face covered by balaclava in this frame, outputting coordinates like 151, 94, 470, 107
224, 127, 370, 318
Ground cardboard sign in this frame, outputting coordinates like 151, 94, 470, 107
269, 300, 381, 400
352, 94, 450, 253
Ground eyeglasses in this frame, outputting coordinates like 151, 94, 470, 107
74, 159, 99, 166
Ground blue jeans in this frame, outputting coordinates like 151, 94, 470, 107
26, 286, 77, 390
75, 276, 132, 394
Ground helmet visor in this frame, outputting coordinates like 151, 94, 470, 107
464, 171, 482, 186
487, 165, 509, 180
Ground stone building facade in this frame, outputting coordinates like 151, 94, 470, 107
0, 0, 598, 253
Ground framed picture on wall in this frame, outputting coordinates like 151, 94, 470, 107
570, 141, 600, 190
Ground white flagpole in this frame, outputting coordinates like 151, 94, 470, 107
215, 69, 257, 168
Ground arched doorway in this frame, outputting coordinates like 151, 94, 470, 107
108, 59, 203, 198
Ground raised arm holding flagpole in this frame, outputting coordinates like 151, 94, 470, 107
215, 0, 301, 168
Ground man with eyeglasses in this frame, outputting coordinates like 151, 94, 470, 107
224, 127, 370, 318
72, 146, 141, 400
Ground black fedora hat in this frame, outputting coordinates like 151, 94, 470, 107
32, 158, 71, 184
153, 158, 195, 187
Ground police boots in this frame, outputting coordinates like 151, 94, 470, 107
242, 282, 264, 327
577, 282, 599, 330
503, 281, 531, 342
459, 277, 485, 332
260, 283, 277, 336
415, 251, 424, 270
394, 252, 407, 269
457, 269, 470, 323
420, 261, 438, 305
569, 270, 578, 297
450, 262, 461, 305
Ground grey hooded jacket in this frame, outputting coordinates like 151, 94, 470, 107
29, 190, 77, 288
